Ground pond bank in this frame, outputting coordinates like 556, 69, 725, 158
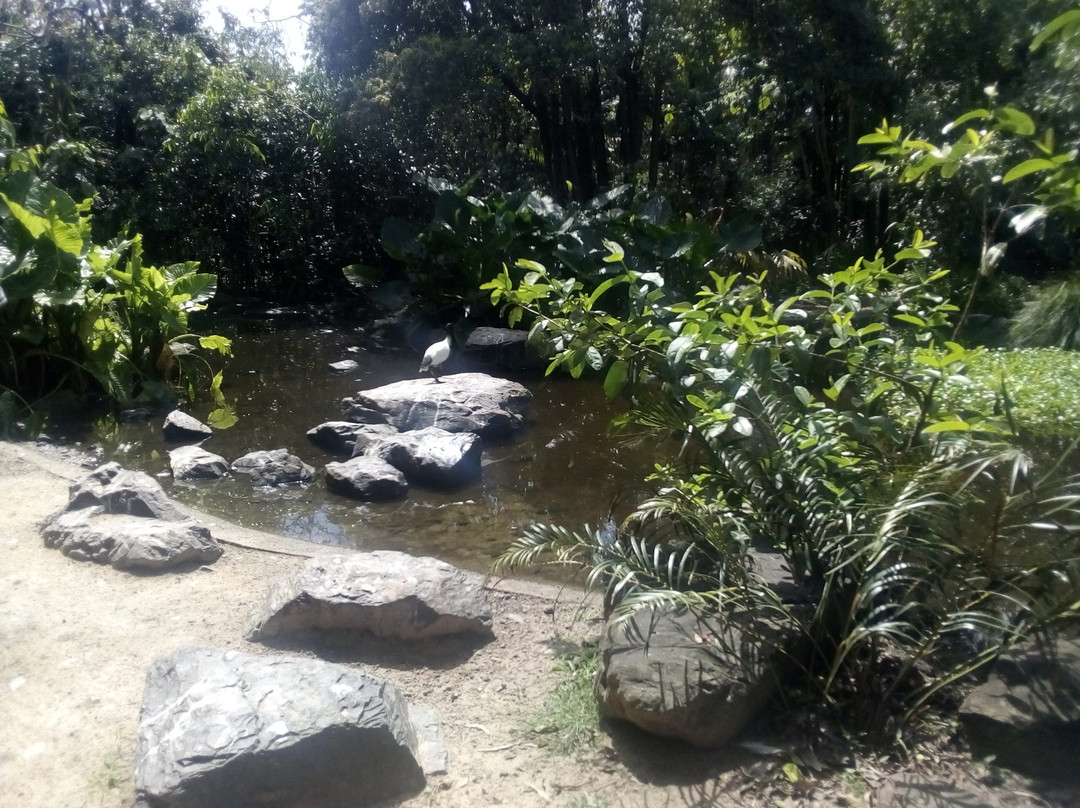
3, 440, 1076, 808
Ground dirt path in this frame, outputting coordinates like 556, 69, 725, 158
2, 440, 1077, 808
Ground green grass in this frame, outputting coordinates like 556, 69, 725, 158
940, 347, 1080, 439
525, 642, 602, 756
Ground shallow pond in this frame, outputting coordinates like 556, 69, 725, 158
78, 319, 657, 575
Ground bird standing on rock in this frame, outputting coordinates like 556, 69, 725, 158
419, 326, 452, 382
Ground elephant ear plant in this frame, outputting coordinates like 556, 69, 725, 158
489, 235, 1080, 744
0, 99, 232, 427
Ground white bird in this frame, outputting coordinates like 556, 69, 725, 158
419, 327, 452, 383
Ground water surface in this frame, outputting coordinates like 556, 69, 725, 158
87, 320, 656, 575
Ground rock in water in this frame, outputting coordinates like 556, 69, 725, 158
324, 456, 408, 500
231, 449, 315, 486
341, 372, 532, 439
353, 426, 482, 488
162, 409, 212, 442
134, 647, 426, 808
168, 445, 229, 480
246, 551, 493, 643
306, 421, 374, 454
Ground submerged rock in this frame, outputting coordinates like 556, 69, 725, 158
134, 647, 426, 808
341, 372, 532, 439
231, 449, 315, 486
329, 359, 359, 373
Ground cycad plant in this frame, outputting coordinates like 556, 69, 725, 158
491, 238, 1080, 742
1009, 273, 1080, 350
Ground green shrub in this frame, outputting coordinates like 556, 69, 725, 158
492, 237, 1080, 743
0, 99, 230, 416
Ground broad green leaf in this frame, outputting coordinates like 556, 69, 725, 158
207, 405, 238, 429
1031, 9, 1080, 51
199, 334, 233, 354
921, 420, 971, 434
601, 239, 624, 263
587, 275, 624, 309
604, 359, 628, 399
1002, 159, 1057, 183
515, 257, 546, 273
943, 109, 989, 134
894, 313, 926, 326
1, 193, 47, 239
994, 107, 1036, 136
342, 263, 382, 288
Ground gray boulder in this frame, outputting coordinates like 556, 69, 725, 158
43, 463, 222, 571
341, 372, 532, 439
959, 637, 1080, 783
162, 409, 212, 442
168, 445, 230, 480
329, 359, 359, 373
595, 606, 782, 748
348, 423, 405, 454
134, 647, 426, 808
246, 551, 493, 643
353, 426, 482, 488
462, 326, 542, 370
42, 508, 222, 570
306, 421, 370, 454
325, 456, 408, 500
67, 461, 188, 522
231, 449, 315, 486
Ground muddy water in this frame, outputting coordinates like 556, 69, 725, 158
87, 320, 658, 575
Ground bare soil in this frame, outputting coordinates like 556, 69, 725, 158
1, 440, 1077, 808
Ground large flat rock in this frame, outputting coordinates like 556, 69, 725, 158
134, 647, 425, 808
246, 551, 493, 643
341, 372, 532, 439
42, 508, 222, 570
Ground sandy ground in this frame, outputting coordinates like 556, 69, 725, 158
2, 440, 1079, 808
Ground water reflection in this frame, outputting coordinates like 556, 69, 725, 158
86, 320, 655, 574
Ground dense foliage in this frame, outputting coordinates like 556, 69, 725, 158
0, 0, 1078, 754
489, 234, 1080, 739
0, 100, 230, 421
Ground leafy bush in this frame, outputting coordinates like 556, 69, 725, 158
0, 100, 230, 416
490, 237, 1080, 742
380, 180, 805, 317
